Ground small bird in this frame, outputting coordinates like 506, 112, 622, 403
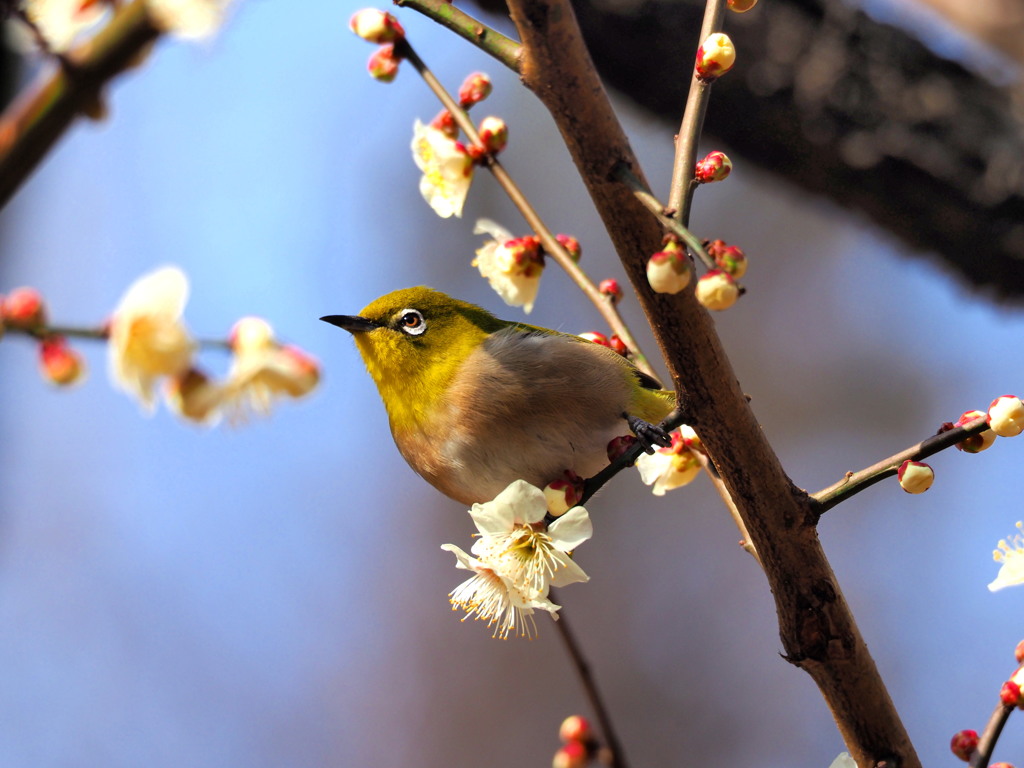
321, 287, 675, 505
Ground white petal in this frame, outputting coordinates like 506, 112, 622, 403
549, 556, 589, 588
441, 543, 480, 572
113, 266, 189, 319
548, 506, 593, 552
473, 218, 513, 241
828, 753, 856, 768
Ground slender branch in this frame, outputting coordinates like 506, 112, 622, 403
812, 415, 991, 513
504, 0, 920, 765
398, 39, 657, 378
0, 0, 162, 209
394, 0, 522, 72
970, 699, 1014, 768
3, 323, 231, 350
666, 0, 727, 223
550, 601, 629, 768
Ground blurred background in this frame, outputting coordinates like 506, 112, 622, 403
0, 1, 1022, 766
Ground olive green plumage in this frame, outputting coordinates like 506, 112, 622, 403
323, 287, 675, 504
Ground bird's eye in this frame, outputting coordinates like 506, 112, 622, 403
397, 308, 426, 336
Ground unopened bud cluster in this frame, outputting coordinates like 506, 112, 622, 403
578, 331, 628, 357
2, 287, 86, 386
646, 235, 748, 311
552, 715, 597, 768
950, 729, 979, 762
350, 9, 406, 81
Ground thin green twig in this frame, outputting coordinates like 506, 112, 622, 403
666, 0, 727, 224
395, 0, 522, 72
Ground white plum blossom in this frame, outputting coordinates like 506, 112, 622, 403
636, 427, 702, 495
411, 120, 473, 218
472, 219, 544, 313
989, 522, 1024, 592
145, 0, 233, 40
442, 479, 592, 638
108, 265, 195, 410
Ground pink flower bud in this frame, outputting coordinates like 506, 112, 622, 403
950, 730, 979, 762
695, 269, 739, 310
1015, 639, 1024, 664
897, 460, 934, 494
459, 72, 493, 107
607, 434, 637, 462
430, 110, 457, 139
647, 247, 692, 294
349, 8, 405, 43
609, 335, 628, 356
953, 410, 996, 452
988, 395, 1024, 438
694, 151, 732, 183
705, 239, 747, 277
556, 233, 582, 262
695, 32, 736, 81
4, 286, 46, 329
367, 44, 401, 82
598, 278, 623, 303
544, 470, 584, 517
476, 116, 508, 155
552, 740, 589, 768
578, 331, 610, 347
728, 0, 758, 11
39, 336, 85, 386
990, 763, 1015, 768
1001, 680, 1022, 707
558, 715, 593, 743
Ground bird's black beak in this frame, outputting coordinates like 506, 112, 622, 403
320, 314, 382, 334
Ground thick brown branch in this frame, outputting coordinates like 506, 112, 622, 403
503, 0, 920, 765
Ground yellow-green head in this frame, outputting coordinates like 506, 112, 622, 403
321, 287, 512, 434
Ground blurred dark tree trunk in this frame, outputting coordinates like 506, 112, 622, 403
482, 0, 1024, 298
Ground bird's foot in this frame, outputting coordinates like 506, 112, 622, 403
624, 413, 672, 454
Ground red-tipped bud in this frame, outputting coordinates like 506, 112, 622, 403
1015, 639, 1024, 664
695, 32, 736, 81
609, 335, 628, 356
430, 110, 458, 139
559, 715, 593, 743
728, 0, 758, 11
552, 740, 589, 768
953, 410, 996, 453
950, 730, 979, 762
607, 434, 638, 462
694, 150, 732, 183
598, 278, 623, 303
990, 763, 1015, 768
705, 239, 747, 278
989, 395, 1024, 438
459, 72, 493, 106
544, 470, 584, 517
349, 8, 405, 43
1000, 680, 1022, 707
647, 246, 692, 294
556, 233, 582, 262
367, 44, 401, 82
39, 336, 85, 386
476, 116, 508, 155
695, 269, 739, 310
578, 331, 610, 347
4, 287, 47, 329
897, 460, 934, 494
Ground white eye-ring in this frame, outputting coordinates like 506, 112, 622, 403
397, 308, 427, 336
